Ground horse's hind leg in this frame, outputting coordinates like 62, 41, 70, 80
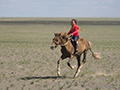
74, 55, 81, 77
67, 55, 76, 69
57, 55, 66, 77
81, 50, 87, 68
74, 50, 87, 77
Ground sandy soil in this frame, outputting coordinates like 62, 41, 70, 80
0, 18, 120, 90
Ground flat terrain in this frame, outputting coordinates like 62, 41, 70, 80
0, 18, 120, 90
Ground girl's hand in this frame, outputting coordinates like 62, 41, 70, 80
69, 33, 73, 38
80, 28, 85, 31
69, 33, 73, 36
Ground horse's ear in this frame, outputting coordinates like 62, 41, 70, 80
58, 32, 62, 36
54, 32, 57, 36
54, 32, 62, 36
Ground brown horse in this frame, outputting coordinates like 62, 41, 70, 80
50, 32, 101, 77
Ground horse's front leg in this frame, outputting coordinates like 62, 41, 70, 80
67, 55, 76, 69
57, 55, 65, 77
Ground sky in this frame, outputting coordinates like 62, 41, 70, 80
0, 0, 120, 17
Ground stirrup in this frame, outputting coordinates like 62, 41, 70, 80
76, 45, 79, 48
76, 48, 78, 51
74, 48, 78, 54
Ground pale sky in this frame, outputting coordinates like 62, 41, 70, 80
0, 0, 120, 17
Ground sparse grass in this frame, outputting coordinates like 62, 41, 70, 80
10, 84, 14, 87
74, 82, 78, 86
0, 17, 120, 90
59, 84, 65, 90
30, 81, 34, 84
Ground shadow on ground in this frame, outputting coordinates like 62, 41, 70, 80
20, 76, 73, 80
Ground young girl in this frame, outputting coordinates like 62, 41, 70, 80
67, 19, 84, 52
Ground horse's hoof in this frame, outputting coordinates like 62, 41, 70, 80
71, 65, 76, 69
73, 65, 76, 68
57, 73, 60, 77
74, 75, 77, 78
74, 74, 78, 78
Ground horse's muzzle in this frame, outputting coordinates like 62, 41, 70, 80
50, 45, 56, 50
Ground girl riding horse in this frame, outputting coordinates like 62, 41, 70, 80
67, 19, 84, 53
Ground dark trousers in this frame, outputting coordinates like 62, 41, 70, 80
72, 36, 79, 46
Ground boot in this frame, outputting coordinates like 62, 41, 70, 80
76, 45, 79, 52
74, 45, 79, 54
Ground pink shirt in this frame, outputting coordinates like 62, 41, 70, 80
67, 24, 79, 36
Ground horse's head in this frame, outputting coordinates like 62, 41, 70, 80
50, 32, 69, 50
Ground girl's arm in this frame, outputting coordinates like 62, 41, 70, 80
67, 30, 72, 35
72, 26, 78, 35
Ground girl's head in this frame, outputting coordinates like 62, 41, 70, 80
71, 19, 77, 26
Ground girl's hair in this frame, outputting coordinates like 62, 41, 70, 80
71, 19, 77, 24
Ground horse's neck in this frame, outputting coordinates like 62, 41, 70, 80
61, 40, 74, 53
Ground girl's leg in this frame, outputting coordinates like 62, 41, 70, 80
74, 36, 79, 52
74, 36, 79, 46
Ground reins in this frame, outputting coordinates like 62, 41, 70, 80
60, 37, 72, 46
60, 40, 70, 46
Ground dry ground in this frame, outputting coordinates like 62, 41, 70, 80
0, 18, 120, 90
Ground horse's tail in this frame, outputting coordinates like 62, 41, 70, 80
88, 42, 101, 60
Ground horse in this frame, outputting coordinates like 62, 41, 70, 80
50, 32, 101, 77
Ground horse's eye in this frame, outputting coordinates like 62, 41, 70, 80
62, 36, 65, 39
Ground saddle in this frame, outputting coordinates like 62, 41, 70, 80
70, 39, 79, 47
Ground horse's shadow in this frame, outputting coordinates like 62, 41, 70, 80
20, 76, 69, 80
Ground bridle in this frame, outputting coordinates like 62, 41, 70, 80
53, 40, 58, 45
53, 37, 71, 47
